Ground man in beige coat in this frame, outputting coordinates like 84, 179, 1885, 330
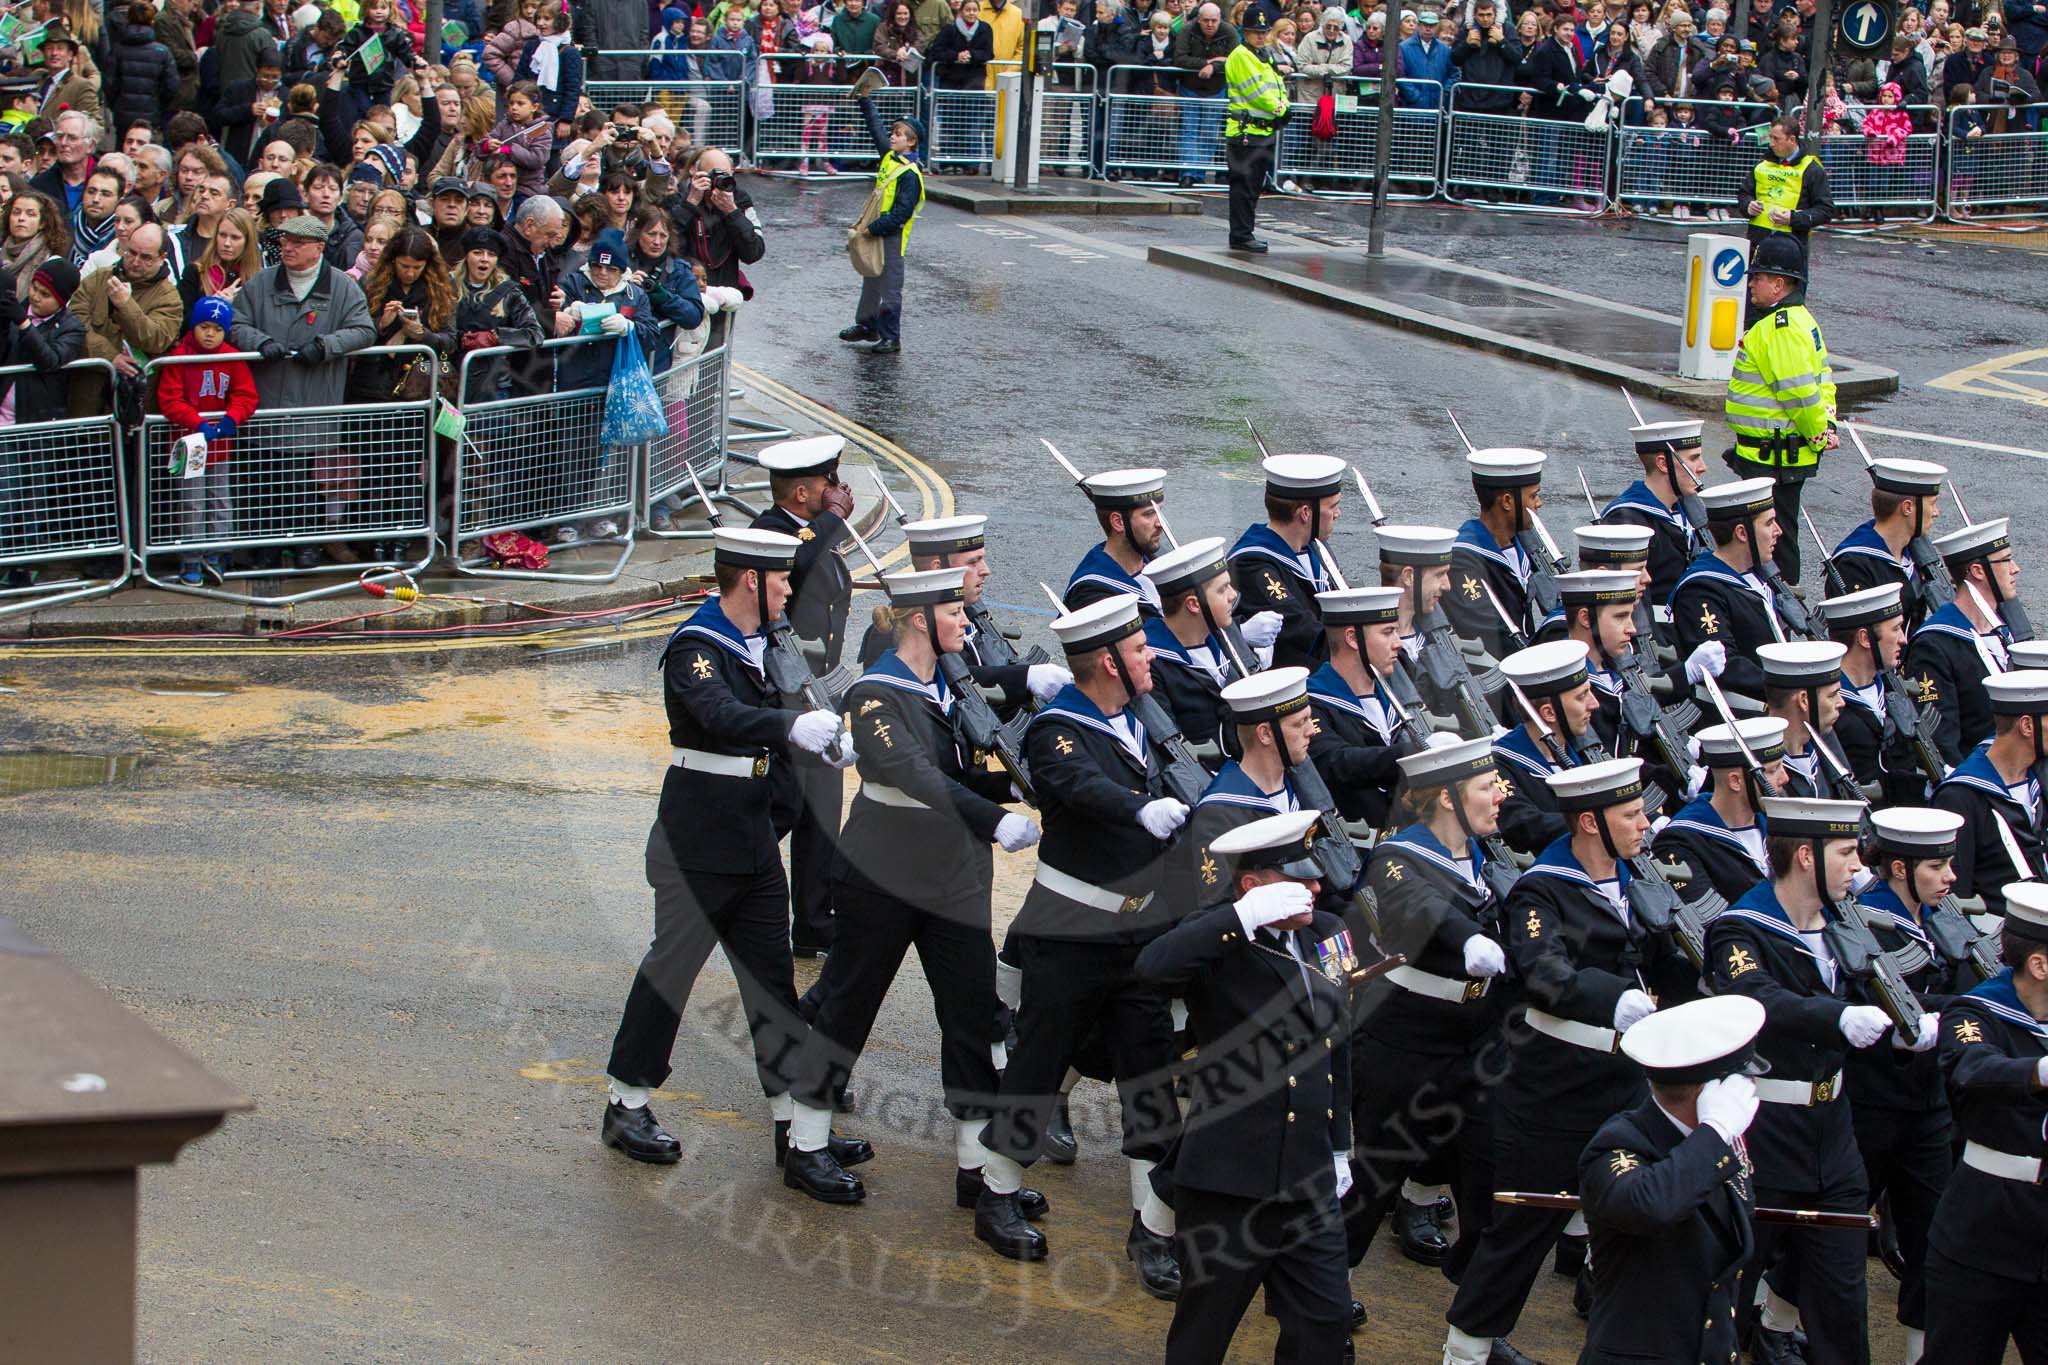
68, 222, 183, 414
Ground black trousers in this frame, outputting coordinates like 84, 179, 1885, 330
789, 755, 840, 951
606, 823, 805, 1097
1925, 1243, 2048, 1365
1226, 133, 1275, 244
1168, 1185, 1351, 1365
979, 933, 1179, 1167
1852, 1103, 1952, 1330
1738, 1173, 1871, 1365
1445, 1119, 1585, 1338
791, 881, 1000, 1120
1726, 453, 1811, 584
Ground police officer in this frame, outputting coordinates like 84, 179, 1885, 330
781, 568, 1044, 1208
1739, 116, 1834, 278
1577, 995, 1766, 1365
1489, 640, 1599, 855
1600, 418, 1710, 606
1670, 477, 1806, 699
1925, 882, 2048, 1364
1931, 669, 2048, 915
1822, 584, 1914, 798
1065, 466, 1170, 613
1304, 587, 1415, 837
1221, 7, 1287, 252
1904, 517, 2018, 767
1757, 641, 1858, 800
1445, 448, 1549, 659
1135, 809, 1356, 1364
1725, 234, 1837, 583
600, 528, 857, 1169
1653, 718, 1785, 906
1229, 454, 1346, 672
1140, 537, 1274, 753
751, 435, 857, 959
1828, 458, 1949, 632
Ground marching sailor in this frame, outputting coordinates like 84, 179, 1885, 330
1491, 640, 1601, 856
1904, 517, 2017, 767
1670, 477, 1804, 702
1228, 454, 1347, 671
1600, 418, 1710, 607
1820, 584, 1914, 798
1064, 467, 1171, 614
1828, 458, 1948, 632
1140, 536, 1267, 753
1931, 668, 2048, 915
1304, 587, 1417, 836
1444, 448, 1549, 659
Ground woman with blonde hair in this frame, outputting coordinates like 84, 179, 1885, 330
429, 92, 501, 181
367, 187, 413, 227
176, 206, 261, 311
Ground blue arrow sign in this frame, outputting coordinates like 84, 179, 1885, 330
1839, 0, 1893, 50
1712, 247, 1747, 287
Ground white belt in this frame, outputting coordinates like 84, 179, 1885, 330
671, 746, 771, 779
859, 782, 929, 811
1961, 1140, 2045, 1183
1755, 1069, 1845, 1107
1033, 863, 1155, 915
1387, 964, 1491, 1004
1526, 1008, 1619, 1054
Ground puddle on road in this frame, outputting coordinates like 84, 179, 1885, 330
0, 751, 144, 796
137, 679, 243, 698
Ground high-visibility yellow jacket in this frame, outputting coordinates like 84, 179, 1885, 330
872, 151, 925, 252
1726, 304, 1836, 476
1223, 43, 1288, 138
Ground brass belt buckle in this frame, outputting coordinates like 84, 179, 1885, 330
1462, 979, 1488, 1003
752, 755, 769, 778
1119, 893, 1147, 914
1812, 1076, 1835, 1104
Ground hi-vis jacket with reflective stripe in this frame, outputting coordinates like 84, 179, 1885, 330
1725, 303, 1836, 477
1224, 42, 1288, 138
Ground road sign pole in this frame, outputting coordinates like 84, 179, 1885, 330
1803, 0, 1835, 143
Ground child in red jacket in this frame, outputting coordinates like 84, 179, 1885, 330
155, 297, 260, 585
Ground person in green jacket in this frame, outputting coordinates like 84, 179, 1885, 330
1222, 9, 1288, 252
839, 94, 924, 355
831, 0, 883, 75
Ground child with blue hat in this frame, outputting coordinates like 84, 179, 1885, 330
839, 76, 924, 356
155, 297, 261, 585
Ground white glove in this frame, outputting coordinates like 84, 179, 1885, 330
995, 812, 1041, 853
702, 285, 746, 312
1234, 880, 1314, 934
2037, 1056, 2048, 1087
1696, 1074, 1760, 1144
1685, 640, 1727, 684
1025, 663, 1072, 703
1684, 764, 1708, 796
1614, 989, 1657, 1032
1240, 611, 1285, 649
1895, 1012, 1940, 1053
1333, 1152, 1354, 1200
1839, 1004, 1893, 1049
1650, 813, 1672, 838
1462, 934, 1507, 978
1137, 797, 1189, 839
788, 709, 844, 755
561, 301, 585, 322
599, 311, 632, 337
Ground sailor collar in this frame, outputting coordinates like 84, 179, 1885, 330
1840, 670, 1884, 716
1035, 683, 1150, 750
1381, 824, 1488, 892
1675, 550, 1771, 601
1454, 517, 1528, 574
1494, 723, 1574, 777
1229, 522, 1329, 586
1143, 614, 1230, 672
1834, 520, 1908, 570
1967, 968, 2048, 1040
864, 649, 954, 710
1306, 661, 1389, 720
1940, 742, 2039, 807
1918, 600, 1990, 646
1197, 760, 1299, 812
1604, 480, 1686, 527
1067, 543, 1162, 611
1857, 880, 1932, 950
1524, 836, 1636, 897
1721, 879, 1834, 967
1665, 793, 1770, 864
666, 593, 764, 674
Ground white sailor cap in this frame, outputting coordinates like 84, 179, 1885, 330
1867, 458, 1948, 497
1051, 592, 1145, 654
1555, 570, 1640, 608
1759, 796, 1866, 841
1699, 477, 1777, 522
1696, 716, 1789, 767
1758, 640, 1848, 689
1376, 524, 1457, 567
2011, 642, 2048, 670
1139, 536, 1229, 597
1080, 467, 1168, 509
1222, 666, 1312, 722
881, 566, 968, 607
1820, 583, 1905, 630
1932, 516, 2011, 566
1542, 756, 1647, 812
1985, 668, 2048, 717
1575, 523, 1654, 566
712, 526, 801, 570
1499, 639, 1591, 696
1317, 586, 1403, 626
2001, 882, 2048, 939
1263, 454, 1346, 500
1397, 732, 1496, 789
903, 515, 987, 557
1210, 809, 1324, 878
756, 433, 846, 476
1630, 419, 1705, 454
1863, 807, 1964, 859
1621, 995, 1768, 1085
1467, 447, 1547, 489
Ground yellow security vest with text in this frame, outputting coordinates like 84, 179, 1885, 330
1750, 154, 1818, 233
1726, 303, 1836, 473
1224, 43, 1289, 137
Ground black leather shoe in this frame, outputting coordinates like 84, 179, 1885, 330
976, 1189, 1049, 1261
1395, 1197, 1451, 1266
601, 1101, 681, 1164
1042, 1101, 1078, 1165
783, 1146, 865, 1204
838, 324, 874, 342
1749, 1328, 1806, 1364
1349, 1298, 1366, 1331
1228, 237, 1270, 253
772, 1121, 874, 1169
1552, 1231, 1586, 1278
954, 1168, 1048, 1220
1127, 1213, 1182, 1301
867, 339, 901, 355
1488, 1341, 1546, 1365
1573, 1264, 1592, 1318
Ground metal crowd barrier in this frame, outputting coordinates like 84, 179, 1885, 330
753, 52, 920, 178
1444, 83, 1611, 212
1100, 65, 1228, 183
1808, 103, 1942, 222
0, 358, 129, 619
1944, 104, 2048, 220
1273, 78, 1443, 198
586, 63, 748, 153
137, 346, 436, 606
1037, 63, 1100, 173
643, 338, 751, 540
1613, 96, 1775, 218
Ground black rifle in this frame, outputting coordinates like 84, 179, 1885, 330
1923, 895, 2006, 981
1418, 606, 1504, 738
1613, 644, 1701, 802
1826, 896, 1929, 1035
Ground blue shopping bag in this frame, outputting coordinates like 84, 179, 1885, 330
601, 335, 669, 450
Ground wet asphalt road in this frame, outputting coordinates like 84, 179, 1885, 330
5, 177, 2032, 1362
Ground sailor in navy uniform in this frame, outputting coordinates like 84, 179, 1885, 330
1444, 448, 1548, 659
1301, 586, 1416, 837
1490, 640, 1601, 855
976, 594, 1188, 1295
1705, 796, 1926, 1365
1925, 883, 2048, 1365
1758, 641, 1858, 800
1577, 995, 1765, 1365
750, 435, 858, 959
1375, 522, 1456, 671
1064, 466, 1169, 614
1134, 810, 1356, 1365
601, 529, 858, 1169
1822, 584, 1915, 798
1228, 454, 1346, 671
1573, 522, 1663, 655
1670, 476, 1804, 702
1139, 537, 1276, 756
1442, 758, 1679, 1365
1904, 517, 2017, 766
1850, 808, 1972, 1364
1931, 668, 2048, 915
782, 568, 1042, 1208
1184, 668, 1313, 915
1653, 717, 1784, 911
1828, 458, 1948, 632
1600, 417, 1711, 608
1343, 737, 1513, 1280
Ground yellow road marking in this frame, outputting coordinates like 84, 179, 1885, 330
1927, 348, 2048, 406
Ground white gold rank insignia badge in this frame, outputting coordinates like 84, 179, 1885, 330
690, 653, 714, 680
796, 526, 816, 541
1314, 929, 1357, 984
